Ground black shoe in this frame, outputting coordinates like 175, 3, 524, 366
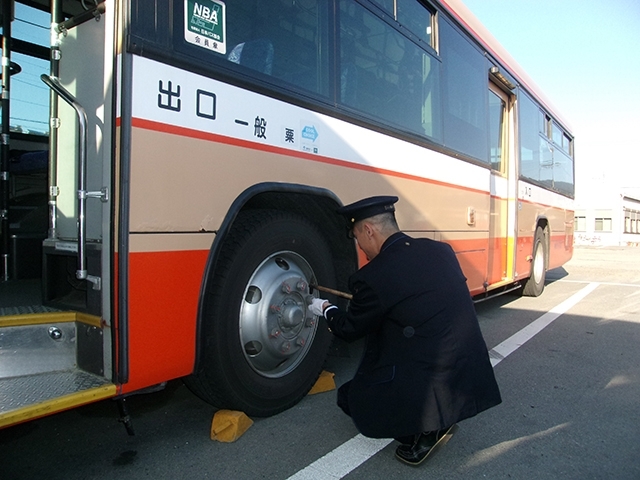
394, 424, 458, 466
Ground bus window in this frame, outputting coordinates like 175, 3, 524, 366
370, 0, 394, 16
538, 109, 547, 135
339, 0, 441, 141
489, 89, 506, 172
552, 121, 563, 147
562, 133, 572, 155
539, 136, 553, 188
519, 91, 574, 197
520, 94, 539, 178
194, 0, 330, 98
397, 0, 435, 48
553, 148, 574, 196
368, 0, 435, 49
440, 19, 488, 163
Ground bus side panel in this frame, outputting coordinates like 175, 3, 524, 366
515, 184, 574, 281
448, 237, 489, 296
122, 248, 209, 392
550, 212, 574, 269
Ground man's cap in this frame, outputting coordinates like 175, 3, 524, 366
337, 196, 399, 225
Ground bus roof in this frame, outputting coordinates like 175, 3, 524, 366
439, 0, 573, 134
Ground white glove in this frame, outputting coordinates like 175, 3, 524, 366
308, 298, 329, 317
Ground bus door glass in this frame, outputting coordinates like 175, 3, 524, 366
487, 83, 512, 285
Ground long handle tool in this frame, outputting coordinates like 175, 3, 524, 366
309, 283, 353, 300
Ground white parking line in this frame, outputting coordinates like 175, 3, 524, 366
489, 282, 600, 367
557, 279, 640, 288
287, 282, 600, 479
286, 435, 393, 479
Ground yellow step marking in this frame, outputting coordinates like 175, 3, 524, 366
0, 384, 117, 429
0, 311, 102, 328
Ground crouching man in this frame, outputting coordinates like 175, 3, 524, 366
309, 196, 502, 466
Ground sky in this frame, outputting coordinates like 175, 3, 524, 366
8, 3, 50, 136
462, 0, 640, 201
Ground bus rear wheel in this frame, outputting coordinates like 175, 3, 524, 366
522, 226, 546, 297
186, 210, 335, 417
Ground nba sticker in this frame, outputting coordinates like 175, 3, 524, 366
184, 0, 226, 54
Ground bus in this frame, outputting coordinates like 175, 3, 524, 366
0, 0, 574, 429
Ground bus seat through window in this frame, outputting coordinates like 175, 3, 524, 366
228, 39, 274, 75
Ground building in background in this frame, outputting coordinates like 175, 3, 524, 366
574, 187, 640, 246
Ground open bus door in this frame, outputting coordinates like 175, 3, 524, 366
486, 74, 517, 295
0, 0, 117, 430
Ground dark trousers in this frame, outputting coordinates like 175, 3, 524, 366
337, 381, 351, 417
337, 380, 416, 445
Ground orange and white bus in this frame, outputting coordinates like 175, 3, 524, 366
0, 0, 574, 428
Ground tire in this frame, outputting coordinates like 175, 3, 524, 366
186, 210, 335, 416
522, 226, 546, 297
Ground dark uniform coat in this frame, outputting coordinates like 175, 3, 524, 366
325, 232, 501, 439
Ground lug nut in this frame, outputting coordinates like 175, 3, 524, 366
270, 304, 281, 313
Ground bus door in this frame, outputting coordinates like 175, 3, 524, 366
0, 1, 117, 430
42, 2, 113, 313
487, 81, 516, 288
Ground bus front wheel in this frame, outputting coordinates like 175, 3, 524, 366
522, 226, 546, 297
186, 210, 335, 417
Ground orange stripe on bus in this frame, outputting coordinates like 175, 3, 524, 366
121, 249, 209, 393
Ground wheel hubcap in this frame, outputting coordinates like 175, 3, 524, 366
533, 242, 544, 282
239, 251, 318, 378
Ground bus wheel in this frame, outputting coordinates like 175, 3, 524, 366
522, 226, 546, 297
187, 210, 335, 417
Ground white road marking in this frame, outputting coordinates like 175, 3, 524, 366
286, 435, 393, 479
489, 282, 600, 367
557, 279, 640, 288
287, 282, 600, 479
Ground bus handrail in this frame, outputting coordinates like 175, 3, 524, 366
40, 74, 106, 290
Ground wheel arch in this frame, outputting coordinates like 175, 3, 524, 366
193, 182, 357, 372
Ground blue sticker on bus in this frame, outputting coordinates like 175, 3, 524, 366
301, 125, 318, 142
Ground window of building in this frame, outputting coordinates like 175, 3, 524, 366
594, 217, 612, 232
575, 216, 586, 232
626, 210, 640, 234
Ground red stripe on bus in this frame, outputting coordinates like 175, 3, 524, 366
121, 249, 209, 393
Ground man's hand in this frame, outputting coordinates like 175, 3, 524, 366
308, 298, 329, 316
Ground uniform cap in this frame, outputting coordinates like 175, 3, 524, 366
337, 196, 399, 225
